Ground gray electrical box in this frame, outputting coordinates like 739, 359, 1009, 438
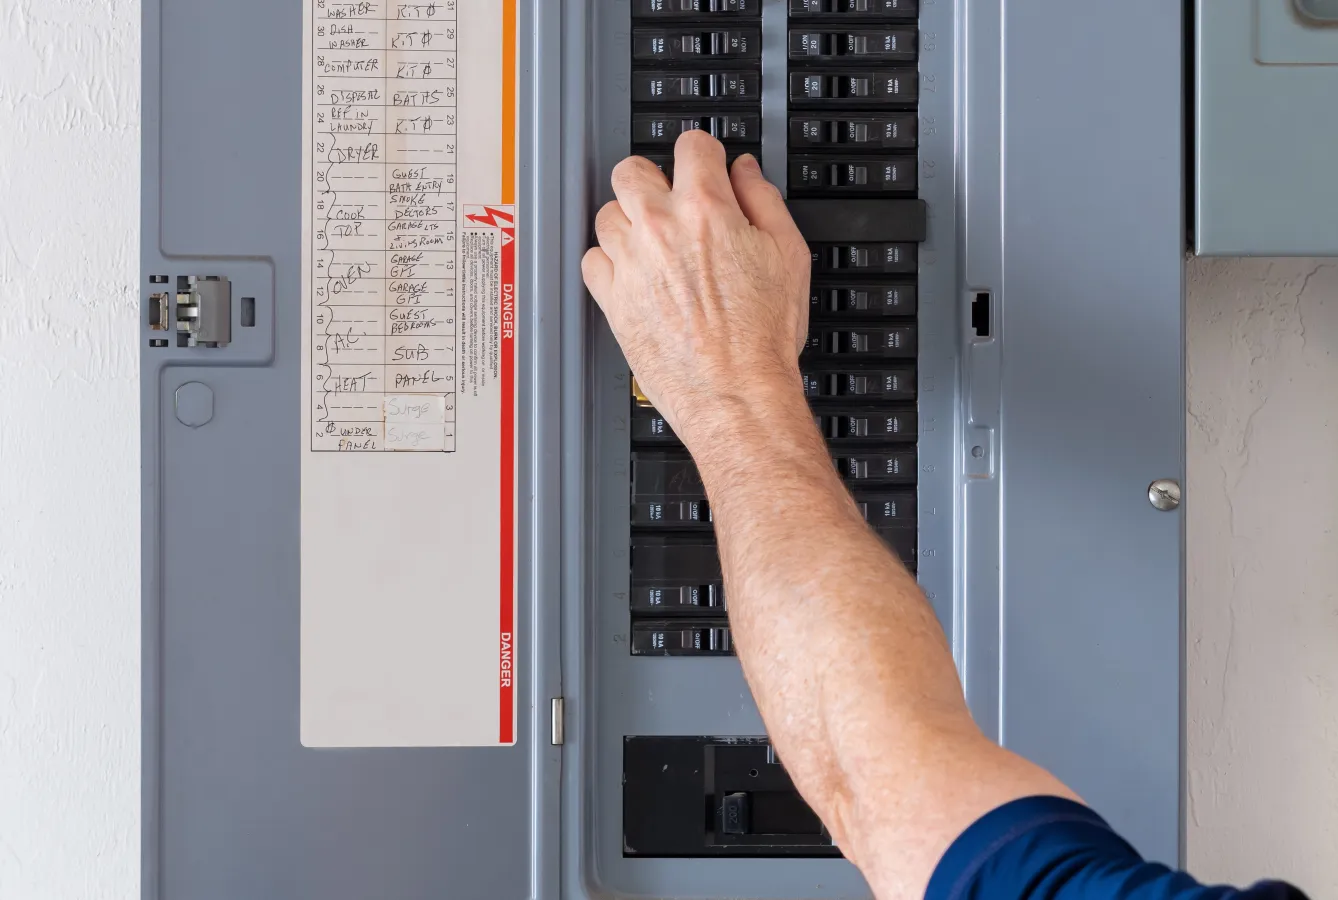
1196, 0, 1338, 256
141, 1, 1185, 898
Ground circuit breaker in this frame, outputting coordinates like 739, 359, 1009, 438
141, 1, 1185, 898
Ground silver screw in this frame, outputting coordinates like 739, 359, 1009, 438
1148, 479, 1181, 511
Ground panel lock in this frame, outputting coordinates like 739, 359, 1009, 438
173, 276, 232, 348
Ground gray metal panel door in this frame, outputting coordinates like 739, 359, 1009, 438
1197, 0, 1338, 255
984, 0, 1186, 864
141, 1, 559, 897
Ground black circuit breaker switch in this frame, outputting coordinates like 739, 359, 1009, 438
631, 536, 721, 578
877, 527, 918, 566
632, 621, 734, 656
630, 536, 726, 613
834, 450, 917, 482
634, 584, 726, 613
632, 71, 761, 103
633, 113, 761, 144
802, 367, 916, 399
816, 409, 917, 441
720, 793, 751, 835
632, 407, 679, 443
811, 242, 916, 274
789, 29, 917, 62
811, 283, 917, 316
633, 498, 712, 526
791, 0, 918, 16
633, 453, 704, 497
635, 0, 759, 15
789, 70, 917, 106
791, 114, 917, 150
633, 29, 760, 61
790, 157, 917, 193
806, 325, 917, 358
853, 491, 917, 527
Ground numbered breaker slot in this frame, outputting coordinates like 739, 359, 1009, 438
631, 2, 763, 182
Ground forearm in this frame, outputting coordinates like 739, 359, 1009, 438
684, 372, 1073, 896
685, 374, 965, 751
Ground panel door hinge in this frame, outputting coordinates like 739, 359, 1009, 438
551, 698, 565, 746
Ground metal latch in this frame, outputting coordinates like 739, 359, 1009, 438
175, 276, 232, 348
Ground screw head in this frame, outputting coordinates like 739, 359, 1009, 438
1148, 479, 1181, 511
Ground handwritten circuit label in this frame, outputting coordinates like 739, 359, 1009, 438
301, 0, 518, 748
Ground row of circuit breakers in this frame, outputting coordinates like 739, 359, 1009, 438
626, 0, 924, 660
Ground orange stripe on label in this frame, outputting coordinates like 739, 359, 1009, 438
502, 0, 516, 205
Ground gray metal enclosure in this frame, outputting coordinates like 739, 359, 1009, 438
141, 0, 1184, 897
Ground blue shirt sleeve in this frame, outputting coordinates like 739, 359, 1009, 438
925, 796, 1308, 900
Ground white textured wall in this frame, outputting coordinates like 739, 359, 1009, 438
0, 1, 141, 898
1, 1, 1336, 896
1186, 258, 1338, 895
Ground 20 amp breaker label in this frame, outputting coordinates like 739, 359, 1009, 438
300, 0, 518, 747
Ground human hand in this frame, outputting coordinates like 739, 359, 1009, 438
581, 131, 812, 449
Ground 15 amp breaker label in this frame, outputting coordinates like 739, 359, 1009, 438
301, 0, 518, 747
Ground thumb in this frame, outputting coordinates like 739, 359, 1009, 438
729, 154, 805, 252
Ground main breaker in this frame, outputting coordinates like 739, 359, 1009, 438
141, 1, 1187, 897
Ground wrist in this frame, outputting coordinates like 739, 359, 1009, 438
672, 367, 825, 481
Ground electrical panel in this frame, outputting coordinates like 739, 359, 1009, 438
142, 1, 1185, 898
627, 2, 922, 666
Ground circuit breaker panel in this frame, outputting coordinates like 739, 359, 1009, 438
142, 1, 1185, 898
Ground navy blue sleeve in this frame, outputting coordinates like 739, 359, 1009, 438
926, 796, 1308, 900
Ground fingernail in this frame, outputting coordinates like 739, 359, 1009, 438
735, 153, 760, 173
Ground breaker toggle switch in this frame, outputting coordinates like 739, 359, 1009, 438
634, 0, 757, 15
631, 621, 734, 656
853, 491, 917, 527
802, 367, 915, 398
791, 0, 918, 15
807, 326, 916, 358
632, 71, 760, 102
790, 71, 917, 105
633, 498, 712, 526
791, 157, 917, 193
816, 409, 916, 441
633, 113, 759, 144
719, 793, 751, 835
791, 114, 917, 149
834, 451, 917, 483
812, 283, 917, 315
634, 583, 726, 612
633, 29, 759, 61
789, 29, 917, 62
811, 242, 916, 274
